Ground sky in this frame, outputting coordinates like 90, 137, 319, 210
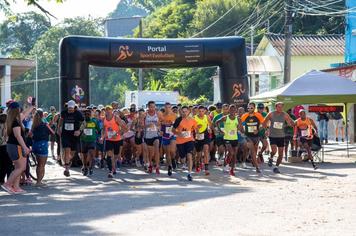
0, 0, 121, 23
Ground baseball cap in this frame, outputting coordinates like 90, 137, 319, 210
50, 106, 56, 112
257, 103, 264, 109
216, 102, 223, 108
67, 100, 76, 108
299, 109, 306, 114
8, 101, 20, 109
105, 105, 113, 110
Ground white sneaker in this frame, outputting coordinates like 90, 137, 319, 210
182, 163, 187, 170
135, 159, 142, 168
242, 162, 247, 169
223, 164, 231, 172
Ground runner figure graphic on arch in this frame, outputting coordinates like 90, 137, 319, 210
232, 83, 246, 99
116, 45, 133, 61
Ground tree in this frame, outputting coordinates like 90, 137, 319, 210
0, 0, 63, 18
108, 0, 147, 18
133, 0, 174, 12
0, 12, 51, 56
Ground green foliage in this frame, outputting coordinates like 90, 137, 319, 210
140, 0, 195, 38
0, 11, 51, 56
133, 0, 174, 12
109, 0, 147, 18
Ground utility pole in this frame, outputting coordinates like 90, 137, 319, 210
250, 25, 254, 56
35, 54, 38, 107
138, 18, 143, 91
283, 0, 293, 84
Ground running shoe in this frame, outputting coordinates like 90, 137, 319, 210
273, 167, 280, 174
195, 166, 201, 173
187, 174, 193, 181
256, 168, 262, 174
313, 165, 318, 170
144, 164, 148, 171
108, 172, 114, 178
229, 169, 235, 176
223, 164, 230, 172
242, 162, 247, 169
113, 171, 117, 175
205, 170, 210, 176
89, 168, 93, 176
268, 158, 273, 167
83, 168, 88, 176
168, 166, 173, 176
182, 163, 187, 170
148, 165, 153, 174
156, 167, 160, 175
64, 169, 70, 177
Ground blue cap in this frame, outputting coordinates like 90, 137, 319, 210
8, 102, 20, 109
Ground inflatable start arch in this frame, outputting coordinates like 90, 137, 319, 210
59, 36, 248, 108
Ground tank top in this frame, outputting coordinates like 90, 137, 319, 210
296, 118, 313, 139
269, 112, 286, 138
161, 112, 176, 139
144, 112, 159, 139
123, 115, 135, 139
224, 116, 238, 141
104, 116, 121, 141
194, 115, 209, 133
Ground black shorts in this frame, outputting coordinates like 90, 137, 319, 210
246, 136, 260, 145
177, 141, 195, 159
269, 137, 285, 148
215, 136, 225, 147
224, 139, 239, 147
62, 135, 79, 151
300, 137, 313, 147
105, 140, 122, 155
195, 137, 210, 152
144, 137, 160, 146
284, 136, 293, 145
80, 141, 96, 153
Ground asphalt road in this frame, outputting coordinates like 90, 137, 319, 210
1, 154, 356, 236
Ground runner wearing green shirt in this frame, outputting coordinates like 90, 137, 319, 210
80, 108, 100, 176
213, 104, 229, 166
257, 103, 268, 163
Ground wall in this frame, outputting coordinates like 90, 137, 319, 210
291, 55, 344, 80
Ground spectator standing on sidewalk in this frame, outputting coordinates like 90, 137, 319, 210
331, 112, 344, 142
317, 112, 329, 144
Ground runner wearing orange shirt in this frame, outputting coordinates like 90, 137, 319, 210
293, 109, 318, 170
172, 106, 198, 181
240, 102, 264, 173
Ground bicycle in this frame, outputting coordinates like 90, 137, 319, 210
28, 152, 38, 181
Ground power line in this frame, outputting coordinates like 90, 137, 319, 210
191, 2, 239, 38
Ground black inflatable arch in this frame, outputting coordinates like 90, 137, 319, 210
59, 36, 248, 108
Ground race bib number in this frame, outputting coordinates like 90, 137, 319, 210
196, 133, 205, 140
108, 131, 117, 139
64, 123, 74, 131
181, 131, 191, 138
83, 129, 93, 136
229, 130, 237, 136
165, 126, 173, 135
147, 125, 157, 132
273, 122, 284, 129
301, 129, 309, 137
247, 126, 257, 133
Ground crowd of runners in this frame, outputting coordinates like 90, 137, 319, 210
0, 99, 320, 194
